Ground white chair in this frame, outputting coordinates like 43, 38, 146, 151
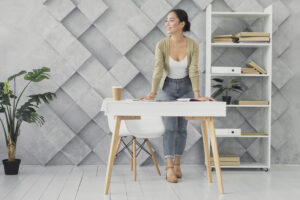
107, 115, 165, 181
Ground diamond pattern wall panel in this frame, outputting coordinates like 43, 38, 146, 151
0, 0, 298, 165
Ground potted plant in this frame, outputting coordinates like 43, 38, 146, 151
0, 67, 56, 175
211, 78, 243, 104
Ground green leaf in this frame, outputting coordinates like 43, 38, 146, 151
232, 89, 242, 93
212, 84, 223, 88
211, 88, 225, 98
232, 85, 243, 90
28, 92, 56, 105
24, 67, 51, 82
0, 107, 5, 113
16, 101, 45, 126
231, 79, 238, 83
8, 70, 27, 82
0, 82, 11, 106
212, 78, 224, 83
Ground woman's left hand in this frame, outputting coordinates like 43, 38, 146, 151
194, 96, 216, 101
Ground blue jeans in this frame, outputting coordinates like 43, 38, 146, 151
156, 76, 194, 159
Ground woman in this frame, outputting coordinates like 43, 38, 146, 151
138, 9, 215, 183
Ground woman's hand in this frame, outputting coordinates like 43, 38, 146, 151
194, 96, 216, 101
193, 91, 215, 101
137, 93, 156, 100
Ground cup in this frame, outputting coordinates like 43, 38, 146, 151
112, 86, 122, 101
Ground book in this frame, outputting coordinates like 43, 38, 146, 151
241, 68, 259, 71
233, 32, 270, 38
239, 37, 270, 42
238, 41, 269, 43
210, 161, 240, 166
213, 38, 234, 43
210, 154, 240, 162
241, 68, 260, 74
213, 34, 235, 43
241, 132, 268, 136
246, 61, 267, 74
236, 100, 269, 105
213, 34, 233, 38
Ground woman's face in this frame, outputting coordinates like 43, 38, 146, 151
165, 12, 185, 35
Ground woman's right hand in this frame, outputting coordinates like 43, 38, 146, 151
137, 93, 156, 100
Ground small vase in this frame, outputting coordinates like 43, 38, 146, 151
2, 159, 21, 175
222, 96, 232, 104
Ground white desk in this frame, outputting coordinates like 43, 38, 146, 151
101, 98, 227, 194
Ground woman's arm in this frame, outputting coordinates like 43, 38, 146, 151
189, 42, 200, 93
190, 42, 215, 101
137, 42, 164, 100
151, 42, 164, 95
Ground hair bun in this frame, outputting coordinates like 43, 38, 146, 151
184, 21, 191, 32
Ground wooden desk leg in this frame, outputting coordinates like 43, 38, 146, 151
104, 116, 122, 195
200, 119, 212, 183
133, 137, 137, 181
114, 137, 122, 161
207, 117, 224, 194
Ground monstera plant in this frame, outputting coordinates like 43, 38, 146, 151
0, 67, 56, 175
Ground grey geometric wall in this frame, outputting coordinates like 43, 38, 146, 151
0, 0, 299, 165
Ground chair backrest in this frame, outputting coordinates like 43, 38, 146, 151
107, 115, 131, 136
125, 116, 165, 138
107, 115, 165, 138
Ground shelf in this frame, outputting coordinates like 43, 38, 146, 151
226, 105, 270, 108
210, 162, 269, 168
212, 11, 271, 18
211, 42, 270, 47
206, 4, 272, 169
216, 135, 269, 138
211, 73, 270, 77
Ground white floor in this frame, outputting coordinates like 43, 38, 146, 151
0, 164, 299, 200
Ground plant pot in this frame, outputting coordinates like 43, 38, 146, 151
222, 96, 232, 104
2, 159, 21, 175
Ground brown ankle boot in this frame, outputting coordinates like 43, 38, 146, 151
174, 163, 182, 178
165, 166, 178, 183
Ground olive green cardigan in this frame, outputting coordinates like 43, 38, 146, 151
151, 35, 200, 94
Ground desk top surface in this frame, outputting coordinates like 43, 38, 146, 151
101, 98, 226, 117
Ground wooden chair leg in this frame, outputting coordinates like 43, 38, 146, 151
131, 138, 134, 171
145, 139, 161, 176
207, 117, 224, 194
200, 119, 212, 183
104, 116, 121, 195
133, 137, 137, 181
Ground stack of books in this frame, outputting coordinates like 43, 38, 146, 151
236, 100, 269, 105
212, 34, 234, 43
241, 68, 260, 74
210, 154, 240, 166
241, 61, 267, 74
212, 32, 270, 43
233, 32, 270, 43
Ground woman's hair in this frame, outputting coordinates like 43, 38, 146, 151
169, 9, 190, 32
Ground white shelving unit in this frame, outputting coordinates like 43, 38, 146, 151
205, 4, 272, 170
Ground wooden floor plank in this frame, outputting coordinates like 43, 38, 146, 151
0, 165, 299, 200
21, 166, 64, 200
2, 166, 47, 200
39, 165, 73, 200
57, 166, 84, 200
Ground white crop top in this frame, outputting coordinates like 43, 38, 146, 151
168, 56, 188, 79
